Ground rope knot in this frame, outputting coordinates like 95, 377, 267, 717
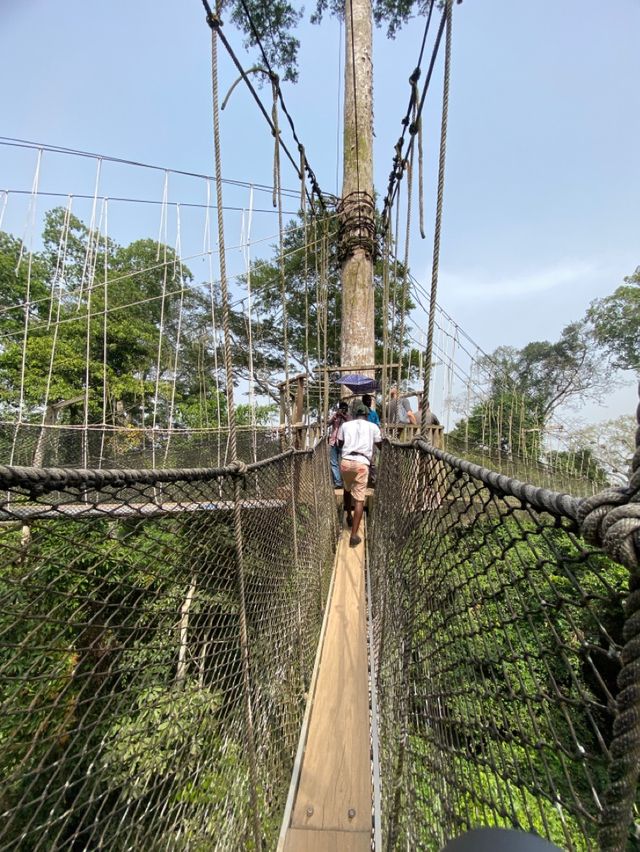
229, 460, 249, 478
578, 474, 640, 569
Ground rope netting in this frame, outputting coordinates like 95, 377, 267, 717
0, 442, 337, 850
0, 422, 325, 470
369, 438, 636, 850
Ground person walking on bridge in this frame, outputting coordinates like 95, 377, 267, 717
338, 403, 382, 547
327, 400, 350, 487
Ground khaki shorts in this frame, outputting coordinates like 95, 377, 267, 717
340, 458, 369, 502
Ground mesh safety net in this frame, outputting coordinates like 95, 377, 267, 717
0, 443, 337, 850
369, 439, 631, 851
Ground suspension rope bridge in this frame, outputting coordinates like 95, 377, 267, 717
1, 1, 639, 850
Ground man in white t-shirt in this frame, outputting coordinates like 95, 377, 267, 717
337, 403, 382, 547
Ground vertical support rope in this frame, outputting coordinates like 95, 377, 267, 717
289, 457, 305, 689
381, 221, 391, 426
301, 147, 311, 430
204, 178, 223, 442
273, 77, 292, 436
12, 148, 43, 466
99, 200, 109, 467
321, 218, 330, 422
208, 14, 262, 850
152, 171, 170, 470
421, 0, 453, 436
396, 128, 415, 392
313, 216, 323, 424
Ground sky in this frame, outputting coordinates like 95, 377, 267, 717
1, 0, 639, 426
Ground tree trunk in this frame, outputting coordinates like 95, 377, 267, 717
340, 0, 375, 371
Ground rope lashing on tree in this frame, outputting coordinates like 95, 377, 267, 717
421, 0, 453, 436
577, 382, 640, 851
336, 190, 376, 263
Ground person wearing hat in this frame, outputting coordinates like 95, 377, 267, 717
337, 402, 382, 547
327, 400, 350, 487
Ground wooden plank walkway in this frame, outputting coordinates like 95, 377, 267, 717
280, 525, 372, 851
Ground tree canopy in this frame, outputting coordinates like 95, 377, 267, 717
586, 267, 640, 373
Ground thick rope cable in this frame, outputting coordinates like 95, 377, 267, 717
381, 221, 391, 426
389, 186, 402, 373
199, 1, 322, 211
207, 13, 262, 849
421, 0, 453, 436
381, 5, 446, 232
272, 79, 292, 435
235, 0, 326, 210
301, 150, 311, 426
11, 149, 42, 466
396, 90, 417, 393
577, 383, 640, 850
204, 179, 223, 437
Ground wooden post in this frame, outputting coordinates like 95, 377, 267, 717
294, 376, 305, 449
279, 385, 287, 452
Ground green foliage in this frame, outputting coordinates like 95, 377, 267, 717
401, 511, 626, 848
587, 266, 640, 373
233, 209, 417, 382
449, 324, 612, 465
221, 1, 444, 82
545, 447, 608, 486
0, 209, 226, 429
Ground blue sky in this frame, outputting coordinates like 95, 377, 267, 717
1, 0, 639, 423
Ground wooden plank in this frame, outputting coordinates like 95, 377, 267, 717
288, 527, 371, 835
283, 828, 371, 852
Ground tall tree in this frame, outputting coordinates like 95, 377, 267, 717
449, 324, 612, 460
586, 266, 640, 373
219, 0, 439, 370
223, 209, 418, 407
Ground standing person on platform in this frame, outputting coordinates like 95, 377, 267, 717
338, 403, 382, 547
362, 393, 380, 486
362, 393, 380, 426
387, 385, 417, 426
417, 399, 440, 430
327, 400, 350, 487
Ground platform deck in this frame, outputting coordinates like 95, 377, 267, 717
281, 525, 372, 851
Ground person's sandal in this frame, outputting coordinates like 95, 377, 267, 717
349, 535, 361, 548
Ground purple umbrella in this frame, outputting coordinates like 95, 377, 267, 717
336, 374, 380, 394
